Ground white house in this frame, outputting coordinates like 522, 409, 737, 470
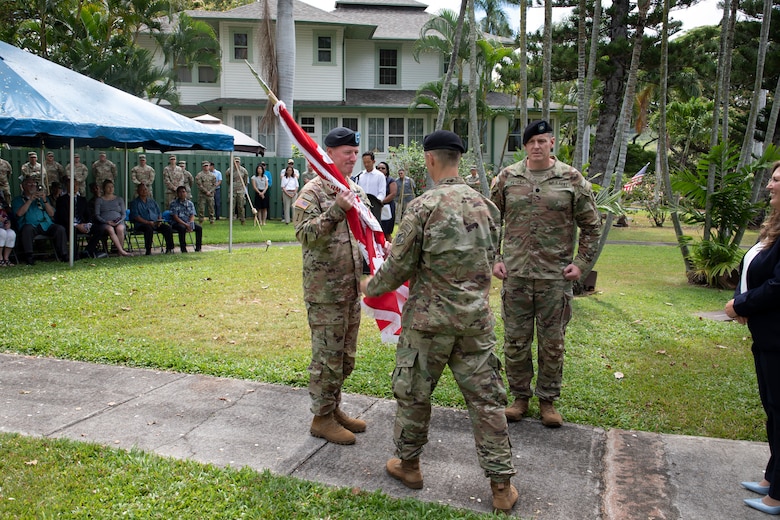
142, 0, 568, 168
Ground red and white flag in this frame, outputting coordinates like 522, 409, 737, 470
273, 100, 405, 342
622, 162, 649, 193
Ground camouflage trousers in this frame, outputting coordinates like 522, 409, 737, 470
197, 194, 215, 222
165, 190, 177, 208
306, 299, 361, 416
392, 328, 515, 479
501, 277, 572, 402
231, 192, 245, 222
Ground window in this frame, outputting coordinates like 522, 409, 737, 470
231, 30, 251, 61
507, 119, 523, 151
389, 118, 405, 148
175, 58, 192, 83
407, 118, 424, 145
258, 117, 276, 153
234, 115, 252, 136
322, 117, 338, 137
198, 66, 217, 84
342, 118, 358, 132
378, 48, 398, 86
301, 116, 315, 134
368, 118, 385, 152
315, 34, 334, 64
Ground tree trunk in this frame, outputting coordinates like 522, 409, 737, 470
588, 0, 630, 179
276, 0, 295, 160
518, 0, 528, 139
573, 0, 587, 172
658, 0, 693, 271
468, 0, 488, 196
542, 0, 552, 122
436, 0, 467, 131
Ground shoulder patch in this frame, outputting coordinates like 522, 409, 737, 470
294, 197, 310, 210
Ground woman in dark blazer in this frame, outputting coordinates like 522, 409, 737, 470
726, 161, 780, 515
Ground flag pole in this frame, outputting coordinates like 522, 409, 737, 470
246, 61, 279, 106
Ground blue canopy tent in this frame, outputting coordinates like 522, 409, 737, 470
0, 41, 236, 264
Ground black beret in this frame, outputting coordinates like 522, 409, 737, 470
324, 127, 360, 147
522, 120, 553, 145
423, 130, 465, 153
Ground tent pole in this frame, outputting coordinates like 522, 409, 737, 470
69, 139, 75, 266
229, 152, 234, 253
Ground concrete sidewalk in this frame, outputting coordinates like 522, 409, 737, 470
0, 352, 770, 518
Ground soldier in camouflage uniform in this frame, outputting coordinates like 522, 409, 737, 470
21, 152, 43, 184
0, 152, 12, 202
65, 154, 89, 196
491, 120, 601, 428
43, 152, 64, 191
130, 155, 156, 199
179, 161, 194, 200
294, 127, 368, 447
227, 157, 249, 224
92, 152, 117, 192
163, 155, 185, 207
360, 130, 518, 515
195, 161, 217, 223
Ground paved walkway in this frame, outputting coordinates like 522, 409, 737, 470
0, 353, 771, 518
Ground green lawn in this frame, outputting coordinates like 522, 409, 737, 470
0, 219, 764, 518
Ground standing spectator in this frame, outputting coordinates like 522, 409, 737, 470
359, 130, 517, 514
65, 153, 89, 196
210, 162, 223, 220
377, 161, 397, 241
294, 126, 367, 446
0, 150, 12, 202
195, 161, 217, 224
395, 168, 416, 220
94, 180, 131, 257
12, 176, 68, 265
301, 161, 317, 184
465, 165, 481, 190
43, 152, 64, 191
252, 163, 270, 225
179, 160, 194, 200
129, 183, 175, 255
130, 154, 156, 199
21, 151, 42, 183
280, 158, 300, 183
281, 165, 299, 224
169, 186, 202, 253
227, 157, 249, 225
353, 152, 386, 222
162, 155, 185, 207
91, 152, 117, 190
490, 120, 601, 427
725, 161, 780, 515
0, 193, 17, 266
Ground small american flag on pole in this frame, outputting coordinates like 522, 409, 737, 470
622, 162, 650, 193
246, 62, 404, 342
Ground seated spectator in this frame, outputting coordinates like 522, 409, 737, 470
47, 182, 62, 206
54, 189, 106, 259
86, 182, 100, 223
94, 179, 131, 257
169, 185, 202, 253
11, 176, 68, 265
129, 183, 174, 255
0, 193, 17, 266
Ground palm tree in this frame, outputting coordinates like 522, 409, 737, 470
276, 0, 295, 159
541, 0, 552, 121
475, 0, 515, 38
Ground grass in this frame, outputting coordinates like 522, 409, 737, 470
0, 218, 765, 517
0, 434, 501, 519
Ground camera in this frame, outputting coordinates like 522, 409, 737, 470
36, 184, 43, 191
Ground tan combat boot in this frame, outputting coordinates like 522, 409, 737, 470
504, 398, 529, 422
310, 413, 356, 445
386, 457, 424, 489
491, 479, 519, 514
333, 407, 367, 433
539, 400, 563, 428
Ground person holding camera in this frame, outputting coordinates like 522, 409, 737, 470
12, 176, 68, 265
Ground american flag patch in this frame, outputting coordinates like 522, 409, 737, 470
295, 198, 310, 210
